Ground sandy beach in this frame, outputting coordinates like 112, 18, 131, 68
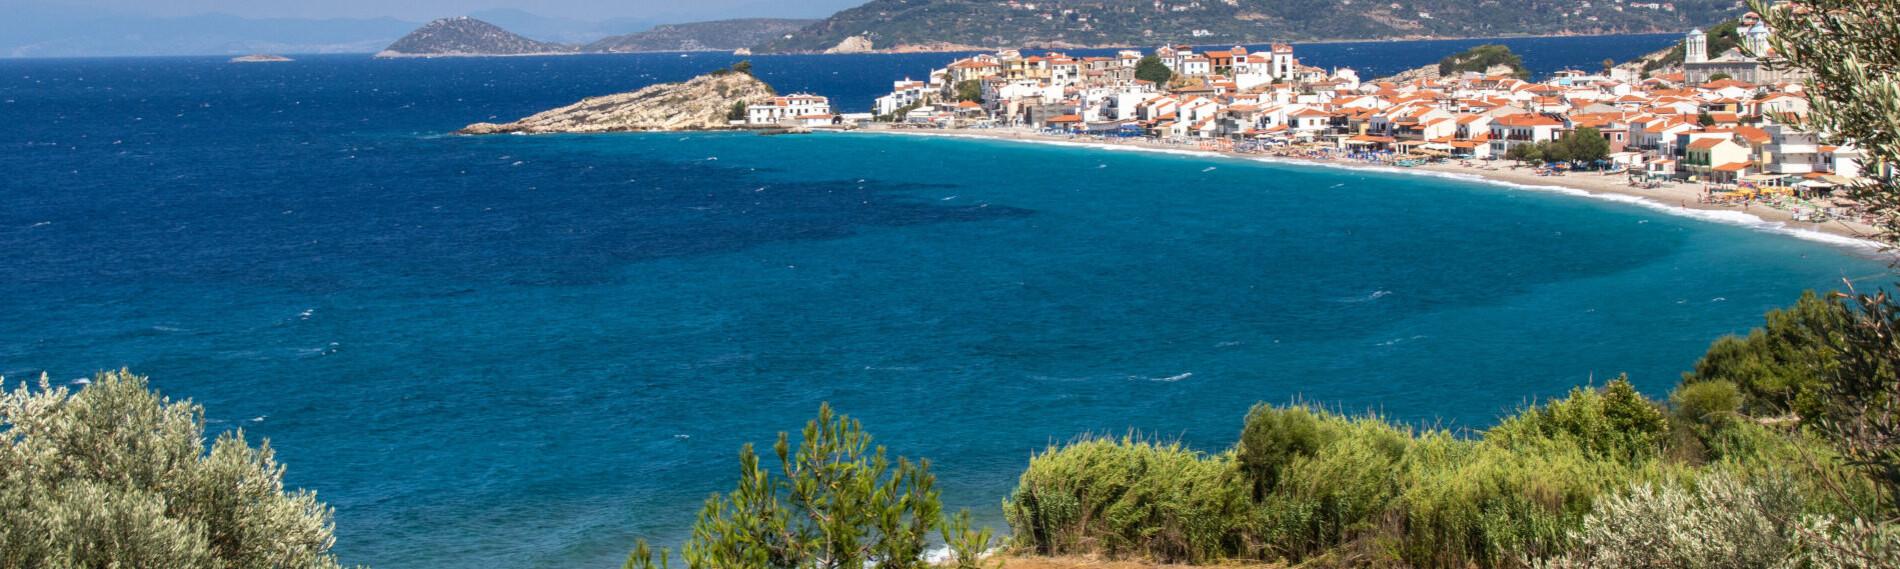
854, 126, 1888, 252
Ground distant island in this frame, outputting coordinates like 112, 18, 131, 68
377, 17, 817, 58
228, 54, 293, 63
376, 16, 579, 58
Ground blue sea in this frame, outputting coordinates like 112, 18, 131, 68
1, 35, 1889, 568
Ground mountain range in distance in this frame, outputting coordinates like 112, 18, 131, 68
384, 0, 1740, 57
756, 0, 1743, 53
7, 0, 1741, 59
375, 17, 820, 57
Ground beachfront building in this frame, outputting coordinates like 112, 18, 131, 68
747, 94, 832, 126
1682, 136, 1751, 183
1487, 114, 1565, 157
851, 33, 1863, 197
875, 80, 931, 117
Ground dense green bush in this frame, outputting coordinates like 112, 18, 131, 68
1008, 381, 1707, 568
1487, 377, 1670, 463
1394, 432, 1665, 568
1672, 379, 1744, 433
1256, 412, 1408, 562
1236, 404, 1337, 500
1002, 437, 1253, 563
1683, 291, 1851, 419
1002, 357, 1900, 569
0, 371, 346, 569
1003, 437, 1254, 567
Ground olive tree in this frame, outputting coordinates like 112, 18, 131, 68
0, 370, 346, 569
1753, 0, 1900, 245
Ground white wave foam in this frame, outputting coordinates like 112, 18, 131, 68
1378, 335, 1429, 347
862, 130, 1889, 254
1136, 372, 1194, 382
1338, 290, 1393, 303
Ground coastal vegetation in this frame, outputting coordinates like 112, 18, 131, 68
0, 371, 346, 569
1000, 369, 1890, 567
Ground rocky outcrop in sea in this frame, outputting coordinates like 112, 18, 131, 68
457, 70, 777, 134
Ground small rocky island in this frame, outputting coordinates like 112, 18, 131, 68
459, 65, 776, 134
229, 54, 293, 63
376, 17, 576, 58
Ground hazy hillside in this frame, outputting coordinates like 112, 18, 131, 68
754, 0, 1741, 53
585, 19, 817, 52
466, 9, 660, 44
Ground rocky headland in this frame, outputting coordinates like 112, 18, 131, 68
458, 68, 776, 134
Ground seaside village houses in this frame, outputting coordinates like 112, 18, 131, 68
863, 9, 1873, 197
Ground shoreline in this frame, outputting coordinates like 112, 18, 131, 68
849, 127, 1890, 255
768, 30, 1681, 55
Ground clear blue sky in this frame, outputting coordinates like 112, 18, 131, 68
20, 0, 865, 22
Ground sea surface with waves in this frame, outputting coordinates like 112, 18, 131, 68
1, 35, 1888, 568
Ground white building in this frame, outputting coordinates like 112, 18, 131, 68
874, 80, 930, 117
747, 94, 832, 126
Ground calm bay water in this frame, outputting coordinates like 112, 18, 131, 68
2, 36, 1888, 568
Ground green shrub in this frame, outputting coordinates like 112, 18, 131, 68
1002, 437, 1254, 563
1683, 291, 1851, 419
1237, 404, 1339, 500
940, 509, 1001, 569
1258, 415, 1409, 562
1672, 379, 1744, 433
0, 371, 346, 569
1393, 432, 1655, 568
1487, 377, 1670, 463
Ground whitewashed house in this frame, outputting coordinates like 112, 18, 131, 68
747, 94, 832, 126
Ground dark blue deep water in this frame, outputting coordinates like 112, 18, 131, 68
2, 36, 1888, 568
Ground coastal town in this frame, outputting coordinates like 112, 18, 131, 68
737, 11, 1875, 236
